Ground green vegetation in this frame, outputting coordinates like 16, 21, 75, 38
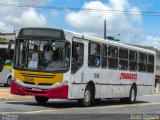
0, 37, 8, 42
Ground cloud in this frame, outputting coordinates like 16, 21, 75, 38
128, 7, 142, 23
66, 0, 142, 39
0, 0, 49, 32
6, 8, 46, 27
66, 0, 160, 49
51, 9, 58, 16
144, 36, 160, 48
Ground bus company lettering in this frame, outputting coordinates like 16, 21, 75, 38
120, 73, 137, 80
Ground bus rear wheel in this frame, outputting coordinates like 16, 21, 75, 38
128, 86, 137, 103
35, 96, 49, 104
78, 85, 93, 107
120, 86, 137, 104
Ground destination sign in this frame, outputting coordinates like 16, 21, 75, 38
18, 28, 64, 38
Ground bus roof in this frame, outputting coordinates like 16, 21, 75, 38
15, 27, 155, 55
64, 30, 155, 55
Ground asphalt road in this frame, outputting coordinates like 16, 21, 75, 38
0, 94, 160, 120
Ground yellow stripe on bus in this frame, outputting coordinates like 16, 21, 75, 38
14, 70, 63, 85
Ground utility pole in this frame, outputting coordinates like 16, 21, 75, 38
104, 20, 106, 39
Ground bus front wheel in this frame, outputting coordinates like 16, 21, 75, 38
35, 96, 49, 104
78, 85, 93, 107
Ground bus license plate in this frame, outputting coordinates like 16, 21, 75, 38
32, 87, 41, 91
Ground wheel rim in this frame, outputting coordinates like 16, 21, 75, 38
84, 90, 91, 104
131, 88, 135, 102
7, 78, 11, 85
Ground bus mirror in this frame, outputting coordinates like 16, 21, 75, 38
5, 60, 10, 64
0, 57, 3, 72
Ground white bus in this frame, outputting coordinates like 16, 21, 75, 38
0, 42, 14, 86
11, 27, 155, 106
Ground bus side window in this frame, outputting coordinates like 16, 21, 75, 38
119, 48, 128, 70
71, 41, 84, 74
108, 46, 118, 69
138, 52, 147, 72
147, 54, 154, 73
129, 50, 137, 71
101, 44, 107, 68
88, 42, 100, 67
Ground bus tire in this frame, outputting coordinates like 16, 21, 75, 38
35, 96, 49, 104
78, 85, 93, 107
128, 85, 137, 104
119, 85, 137, 104
4, 76, 12, 87
7, 77, 12, 86
94, 99, 101, 105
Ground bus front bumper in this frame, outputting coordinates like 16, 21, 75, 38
10, 81, 68, 99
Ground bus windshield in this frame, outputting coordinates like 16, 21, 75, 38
14, 38, 70, 72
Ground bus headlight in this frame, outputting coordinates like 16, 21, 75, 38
13, 78, 21, 84
55, 81, 68, 87
55, 82, 61, 86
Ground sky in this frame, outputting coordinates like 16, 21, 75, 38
0, 0, 160, 48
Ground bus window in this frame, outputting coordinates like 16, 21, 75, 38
129, 50, 137, 71
147, 54, 154, 73
101, 44, 107, 68
108, 46, 118, 69
119, 48, 128, 70
138, 52, 147, 72
15, 39, 70, 72
71, 41, 84, 73
88, 42, 100, 67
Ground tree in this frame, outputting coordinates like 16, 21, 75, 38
0, 37, 8, 42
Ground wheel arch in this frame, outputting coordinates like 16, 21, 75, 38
6, 73, 12, 80
131, 82, 137, 95
86, 81, 96, 98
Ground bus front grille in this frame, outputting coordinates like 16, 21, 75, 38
20, 72, 55, 79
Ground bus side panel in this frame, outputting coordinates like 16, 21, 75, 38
113, 85, 125, 98
95, 84, 101, 98
137, 72, 154, 96
71, 84, 80, 99
124, 85, 131, 97
99, 85, 107, 98
137, 86, 153, 96
79, 84, 86, 98
69, 84, 87, 99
